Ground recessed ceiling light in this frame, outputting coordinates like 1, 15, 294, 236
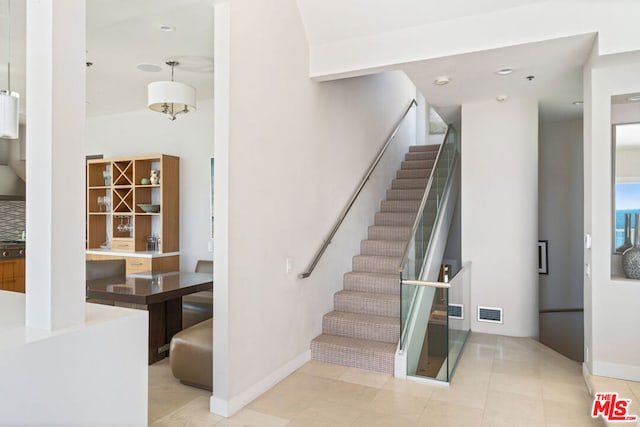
628, 95, 640, 102
159, 24, 176, 32
496, 95, 508, 102
496, 68, 514, 75
572, 101, 584, 106
136, 63, 162, 73
434, 76, 451, 86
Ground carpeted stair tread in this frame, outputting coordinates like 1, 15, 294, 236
343, 272, 400, 295
368, 225, 412, 241
360, 239, 407, 257
405, 151, 438, 161
391, 178, 428, 189
380, 199, 421, 212
409, 144, 440, 152
397, 169, 430, 179
322, 311, 400, 343
386, 188, 424, 200
353, 255, 402, 274
401, 160, 433, 170
310, 142, 442, 374
310, 335, 396, 374
374, 212, 416, 226
335, 290, 400, 317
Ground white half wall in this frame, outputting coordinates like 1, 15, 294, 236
461, 98, 539, 337
584, 52, 640, 381
0, 298, 148, 426
213, 0, 420, 415
85, 100, 214, 272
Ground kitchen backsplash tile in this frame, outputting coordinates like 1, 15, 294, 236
0, 201, 25, 240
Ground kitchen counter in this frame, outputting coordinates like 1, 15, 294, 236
85, 249, 179, 258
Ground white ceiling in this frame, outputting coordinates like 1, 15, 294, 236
0, 0, 214, 118
0, 1, 595, 123
401, 33, 595, 123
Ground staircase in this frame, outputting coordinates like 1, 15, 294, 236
310, 144, 440, 374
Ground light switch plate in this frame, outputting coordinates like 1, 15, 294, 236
584, 234, 592, 249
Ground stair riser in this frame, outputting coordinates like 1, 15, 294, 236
368, 226, 412, 241
405, 152, 438, 161
386, 189, 424, 200
343, 273, 400, 295
353, 256, 400, 275
322, 315, 400, 343
401, 160, 435, 170
391, 178, 427, 189
335, 294, 400, 317
360, 240, 406, 257
310, 342, 394, 374
374, 212, 416, 226
409, 145, 440, 153
380, 200, 421, 213
397, 169, 429, 179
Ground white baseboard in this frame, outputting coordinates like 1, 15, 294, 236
582, 362, 594, 396
592, 361, 640, 382
210, 349, 311, 417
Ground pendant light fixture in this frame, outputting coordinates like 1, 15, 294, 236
147, 61, 196, 121
0, 0, 19, 139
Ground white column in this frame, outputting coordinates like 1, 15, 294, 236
211, 0, 231, 416
25, 0, 86, 330
461, 98, 539, 337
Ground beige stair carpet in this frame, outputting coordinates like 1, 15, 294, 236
311, 144, 440, 374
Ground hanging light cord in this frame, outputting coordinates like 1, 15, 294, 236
6, 0, 11, 91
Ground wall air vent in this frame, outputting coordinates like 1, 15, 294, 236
448, 304, 463, 319
477, 306, 503, 324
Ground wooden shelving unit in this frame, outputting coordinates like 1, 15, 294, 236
86, 154, 179, 254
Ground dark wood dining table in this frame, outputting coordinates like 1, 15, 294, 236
86, 271, 213, 364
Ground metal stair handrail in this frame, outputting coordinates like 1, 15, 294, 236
299, 99, 418, 279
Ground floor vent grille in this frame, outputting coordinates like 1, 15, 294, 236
448, 304, 463, 319
477, 306, 503, 323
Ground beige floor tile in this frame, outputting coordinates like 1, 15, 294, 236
430, 382, 489, 410
338, 366, 392, 389
382, 377, 438, 399
151, 396, 223, 427
544, 416, 603, 427
286, 398, 362, 427
245, 385, 316, 420
541, 380, 591, 405
148, 359, 210, 423
296, 360, 349, 380
351, 411, 421, 427
543, 397, 594, 420
489, 372, 542, 398
316, 377, 380, 410
367, 389, 429, 421
627, 380, 640, 400
484, 390, 545, 423
216, 409, 289, 427
481, 414, 544, 427
419, 400, 483, 427
491, 358, 540, 377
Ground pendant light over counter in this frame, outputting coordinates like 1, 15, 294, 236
0, 0, 19, 139
147, 61, 196, 121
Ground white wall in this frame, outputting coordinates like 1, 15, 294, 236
585, 52, 640, 381
213, 0, 420, 415
85, 100, 214, 272
461, 98, 539, 337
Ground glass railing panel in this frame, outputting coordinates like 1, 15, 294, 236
400, 127, 458, 349
447, 263, 471, 379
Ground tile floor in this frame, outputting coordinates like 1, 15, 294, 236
149, 332, 626, 426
